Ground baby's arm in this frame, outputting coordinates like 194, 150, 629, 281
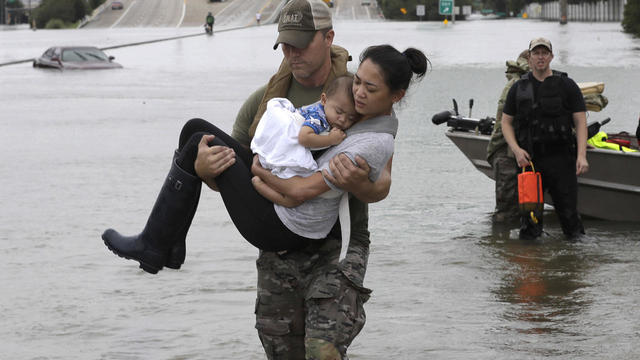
298, 126, 346, 148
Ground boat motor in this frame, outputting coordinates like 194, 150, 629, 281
586, 117, 611, 139
431, 98, 495, 135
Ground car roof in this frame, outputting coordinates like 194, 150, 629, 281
58, 46, 102, 50
47, 46, 103, 51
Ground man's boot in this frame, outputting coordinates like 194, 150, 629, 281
102, 157, 201, 274
164, 150, 202, 270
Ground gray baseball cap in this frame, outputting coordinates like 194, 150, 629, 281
273, 0, 332, 50
529, 37, 552, 53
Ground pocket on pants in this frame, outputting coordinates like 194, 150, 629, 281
255, 316, 292, 336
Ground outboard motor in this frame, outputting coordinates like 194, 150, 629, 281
431, 99, 495, 135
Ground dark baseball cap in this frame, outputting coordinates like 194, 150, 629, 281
273, 0, 332, 50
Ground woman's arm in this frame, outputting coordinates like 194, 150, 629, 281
251, 155, 331, 203
251, 176, 303, 208
323, 154, 393, 203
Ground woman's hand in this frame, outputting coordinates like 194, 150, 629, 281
194, 134, 235, 190
251, 154, 269, 178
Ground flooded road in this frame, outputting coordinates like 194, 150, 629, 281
1, 20, 640, 359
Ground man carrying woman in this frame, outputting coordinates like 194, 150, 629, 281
101, 0, 430, 357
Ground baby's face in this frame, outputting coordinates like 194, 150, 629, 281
323, 92, 358, 130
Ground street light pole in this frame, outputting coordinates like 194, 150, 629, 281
560, 0, 567, 24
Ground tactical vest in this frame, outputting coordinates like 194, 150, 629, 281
514, 71, 574, 152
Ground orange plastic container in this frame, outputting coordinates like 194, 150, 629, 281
518, 162, 543, 214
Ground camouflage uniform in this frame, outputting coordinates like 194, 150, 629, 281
486, 51, 530, 223
254, 199, 371, 360
232, 47, 372, 359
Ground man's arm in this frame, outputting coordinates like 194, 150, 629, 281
573, 111, 589, 175
194, 86, 266, 191
194, 135, 236, 191
323, 154, 392, 203
502, 113, 531, 168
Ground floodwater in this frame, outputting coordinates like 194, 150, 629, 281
1, 20, 640, 359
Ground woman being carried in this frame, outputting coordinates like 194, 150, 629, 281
101, 45, 429, 274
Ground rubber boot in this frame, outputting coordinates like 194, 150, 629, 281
102, 157, 201, 274
164, 150, 201, 270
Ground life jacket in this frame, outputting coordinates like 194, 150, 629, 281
514, 71, 575, 152
587, 131, 638, 152
248, 45, 351, 138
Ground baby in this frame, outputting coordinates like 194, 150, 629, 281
251, 75, 359, 180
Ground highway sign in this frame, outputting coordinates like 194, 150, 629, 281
439, 0, 453, 15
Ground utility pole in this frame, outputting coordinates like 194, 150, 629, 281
560, 0, 567, 24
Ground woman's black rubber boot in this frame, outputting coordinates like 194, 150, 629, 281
164, 150, 201, 270
102, 157, 201, 274
164, 180, 201, 270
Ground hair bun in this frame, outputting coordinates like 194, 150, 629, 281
402, 48, 428, 78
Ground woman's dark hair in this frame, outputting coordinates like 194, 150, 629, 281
359, 45, 429, 93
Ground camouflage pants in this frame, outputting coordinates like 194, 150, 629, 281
490, 146, 520, 223
254, 237, 371, 360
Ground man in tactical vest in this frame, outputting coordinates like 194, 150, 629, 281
196, 0, 392, 357
501, 37, 589, 240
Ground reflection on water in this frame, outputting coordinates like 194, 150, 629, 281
481, 219, 640, 358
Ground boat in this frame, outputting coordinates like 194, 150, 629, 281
432, 107, 640, 222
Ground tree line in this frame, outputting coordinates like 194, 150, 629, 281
378, 0, 639, 37
3, 0, 105, 28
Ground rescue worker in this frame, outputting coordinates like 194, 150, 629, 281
229, 0, 392, 357
486, 49, 530, 223
502, 37, 589, 240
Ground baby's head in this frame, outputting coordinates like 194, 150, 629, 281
321, 75, 359, 130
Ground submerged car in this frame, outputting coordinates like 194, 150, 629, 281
33, 46, 123, 70
111, 1, 124, 10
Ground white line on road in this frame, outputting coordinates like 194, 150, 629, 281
111, 0, 137, 28
177, 0, 186, 27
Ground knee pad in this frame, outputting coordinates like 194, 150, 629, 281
305, 338, 342, 360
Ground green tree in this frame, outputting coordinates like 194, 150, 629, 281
622, 0, 640, 37
88, 0, 106, 10
33, 0, 89, 28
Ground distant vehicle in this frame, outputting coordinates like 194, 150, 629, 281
322, 0, 334, 7
361, 0, 371, 5
33, 46, 123, 70
111, 1, 124, 10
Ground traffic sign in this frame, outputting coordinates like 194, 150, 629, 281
439, 0, 453, 15
416, 5, 425, 17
